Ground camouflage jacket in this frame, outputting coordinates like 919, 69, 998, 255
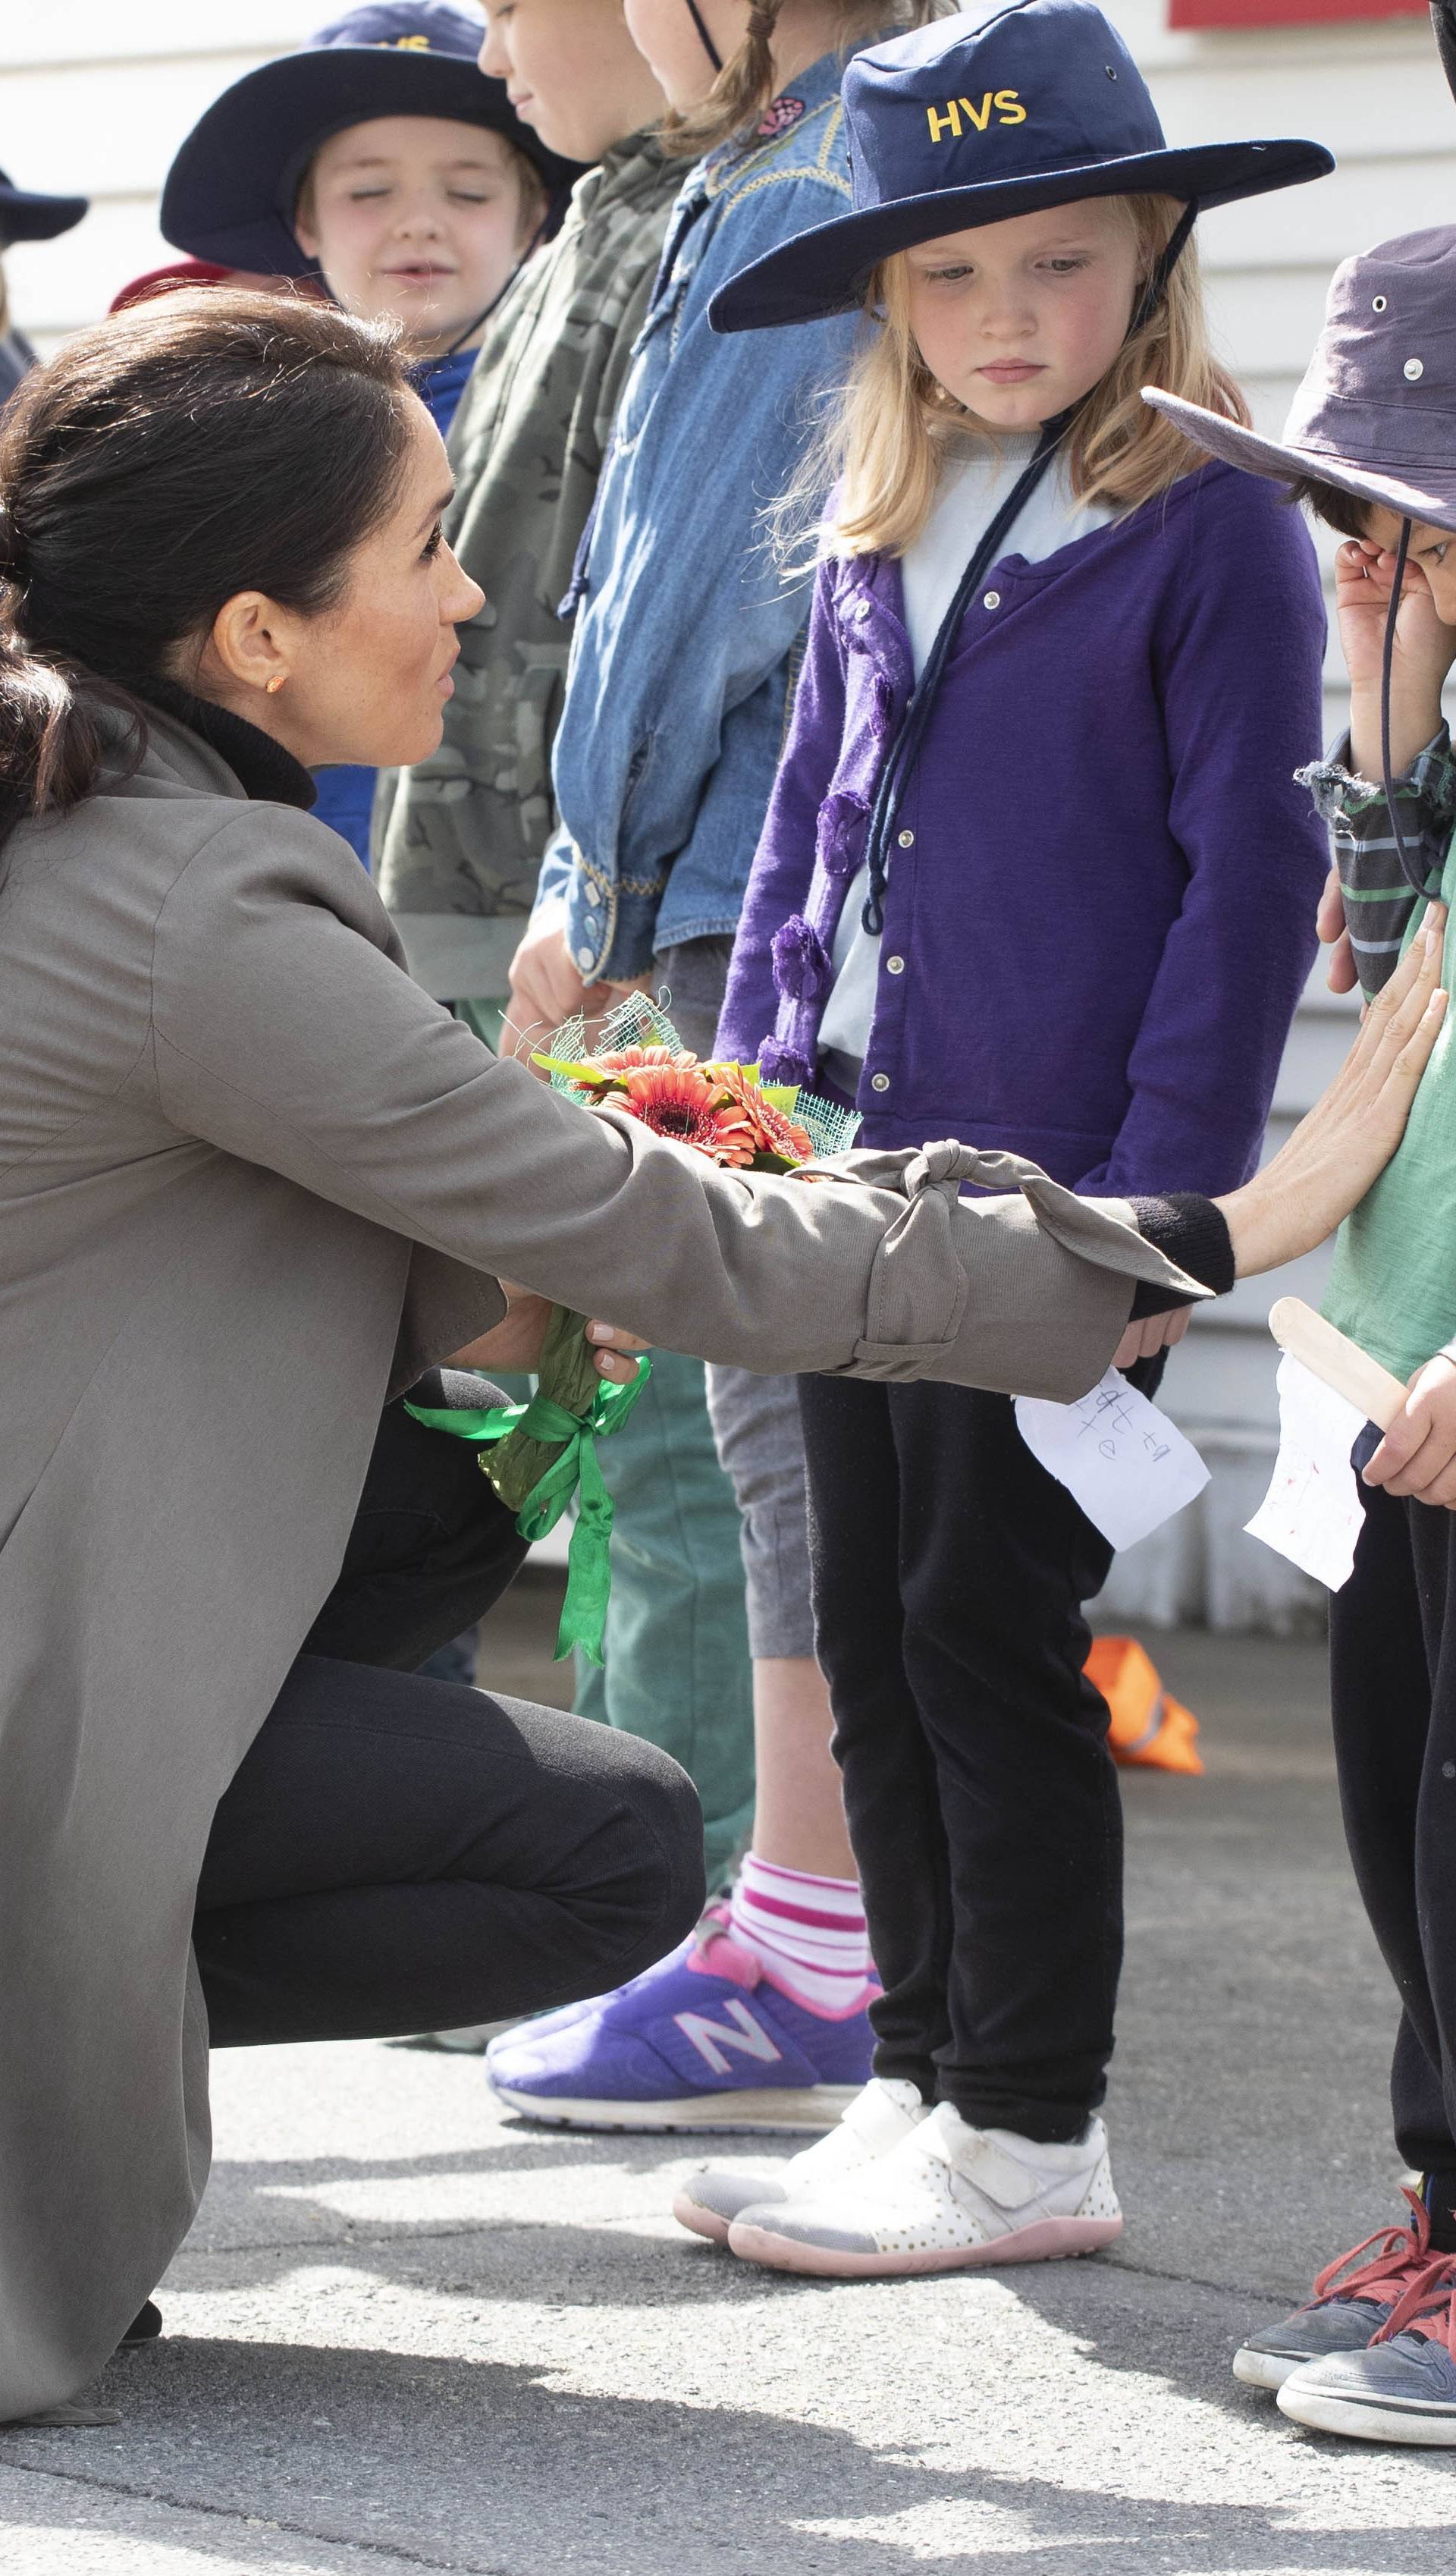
374, 131, 679, 999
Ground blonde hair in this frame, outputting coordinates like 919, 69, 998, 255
787, 193, 1249, 561
662, 0, 944, 160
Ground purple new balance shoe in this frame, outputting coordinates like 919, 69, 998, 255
485, 1912, 875, 2134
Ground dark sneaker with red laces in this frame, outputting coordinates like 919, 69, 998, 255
1278, 2250, 1456, 2443
1234, 2191, 1438, 2392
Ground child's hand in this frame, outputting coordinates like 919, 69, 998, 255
1317, 863, 1359, 996
504, 898, 613, 1067
1112, 1306, 1191, 1371
1360, 1352, 1456, 1506
1338, 539, 1456, 778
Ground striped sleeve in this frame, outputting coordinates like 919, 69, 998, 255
1298, 728, 1455, 998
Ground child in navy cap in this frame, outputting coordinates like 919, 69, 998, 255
162, 4, 580, 864
681, 0, 1334, 2278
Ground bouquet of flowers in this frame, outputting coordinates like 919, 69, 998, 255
407, 995, 858, 1664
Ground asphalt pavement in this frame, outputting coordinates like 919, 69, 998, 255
4, 1604, 1454, 2575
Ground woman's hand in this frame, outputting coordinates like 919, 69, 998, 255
1338, 536, 1456, 779
1361, 1352, 1456, 1506
1317, 864, 1359, 997
1216, 907, 1447, 1277
1112, 1305, 1191, 1372
503, 898, 613, 1069
450, 1286, 648, 1386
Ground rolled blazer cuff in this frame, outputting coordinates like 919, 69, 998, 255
799, 1142, 1208, 1400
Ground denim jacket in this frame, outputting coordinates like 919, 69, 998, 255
535, 51, 862, 979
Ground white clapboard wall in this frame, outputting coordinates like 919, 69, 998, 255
2, 7, 316, 344
3, 2, 1453, 1623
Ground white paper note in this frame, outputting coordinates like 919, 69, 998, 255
1244, 1352, 1369, 1591
1015, 1370, 1211, 1550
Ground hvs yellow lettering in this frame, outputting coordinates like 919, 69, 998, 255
925, 92, 1027, 142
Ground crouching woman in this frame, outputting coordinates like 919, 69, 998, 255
0, 287, 1439, 2422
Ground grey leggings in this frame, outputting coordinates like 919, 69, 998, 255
705, 1363, 817, 1661
658, 935, 818, 1665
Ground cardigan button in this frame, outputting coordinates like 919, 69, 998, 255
886, 954, 905, 975
1404, 357, 1424, 381
897, 828, 915, 848
871, 1071, 890, 1092
983, 589, 1001, 610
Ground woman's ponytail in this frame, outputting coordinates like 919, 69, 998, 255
0, 286, 412, 854
0, 479, 113, 843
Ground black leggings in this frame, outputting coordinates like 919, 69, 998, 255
1330, 1481, 1456, 2184
194, 1374, 705, 2047
799, 1368, 1161, 2144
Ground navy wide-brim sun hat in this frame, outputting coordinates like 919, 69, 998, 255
0, 167, 89, 252
710, 0, 1333, 334
162, 2, 582, 281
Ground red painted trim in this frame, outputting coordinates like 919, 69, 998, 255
1170, 0, 1424, 24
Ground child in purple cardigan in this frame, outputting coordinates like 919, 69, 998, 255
676, 1, 1332, 2278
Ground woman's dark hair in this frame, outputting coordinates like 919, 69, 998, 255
1286, 472, 1371, 542
0, 286, 413, 847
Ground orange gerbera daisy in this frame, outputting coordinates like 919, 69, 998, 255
705, 1063, 814, 1166
592, 1043, 698, 1074
613, 1061, 756, 1164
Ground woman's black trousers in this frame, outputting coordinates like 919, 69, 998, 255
193, 1372, 705, 2047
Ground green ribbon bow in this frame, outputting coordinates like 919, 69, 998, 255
405, 1359, 651, 1667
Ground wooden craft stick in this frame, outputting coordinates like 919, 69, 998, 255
1267, 1297, 1407, 1431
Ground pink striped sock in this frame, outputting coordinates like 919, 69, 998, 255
729, 1852, 873, 2016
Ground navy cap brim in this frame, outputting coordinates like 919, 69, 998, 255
162, 48, 580, 278
1144, 388, 1456, 538
0, 185, 89, 249
710, 139, 1334, 332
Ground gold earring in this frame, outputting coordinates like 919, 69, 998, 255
265, 673, 288, 696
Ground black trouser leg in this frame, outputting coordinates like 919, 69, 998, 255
193, 1376, 705, 2044
800, 1371, 1131, 2143
194, 1661, 704, 2044
1329, 1484, 1456, 2176
299, 1368, 526, 1671
800, 1375, 956, 2088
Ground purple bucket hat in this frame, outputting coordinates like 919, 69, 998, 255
1144, 228, 1456, 534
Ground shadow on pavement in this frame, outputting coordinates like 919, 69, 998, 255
2, 2334, 1448, 2576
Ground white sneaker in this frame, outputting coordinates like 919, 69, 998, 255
726, 2098, 1122, 2278
672, 2077, 930, 2244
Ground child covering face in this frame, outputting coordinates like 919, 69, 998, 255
1141, 225, 1456, 2448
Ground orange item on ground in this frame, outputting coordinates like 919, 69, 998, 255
1084, 1635, 1203, 1776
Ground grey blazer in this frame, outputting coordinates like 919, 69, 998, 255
0, 705, 1200, 2418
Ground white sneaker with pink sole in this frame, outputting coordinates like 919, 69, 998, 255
673, 2075, 929, 2243
726, 2099, 1122, 2279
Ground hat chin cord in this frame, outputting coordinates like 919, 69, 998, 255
423, 199, 558, 360
683, 0, 724, 71
1380, 513, 1429, 897
1129, 199, 1197, 338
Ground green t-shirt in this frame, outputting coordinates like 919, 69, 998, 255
1323, 869, 1456, 1381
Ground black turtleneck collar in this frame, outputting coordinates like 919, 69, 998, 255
136, 675, 317, 812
